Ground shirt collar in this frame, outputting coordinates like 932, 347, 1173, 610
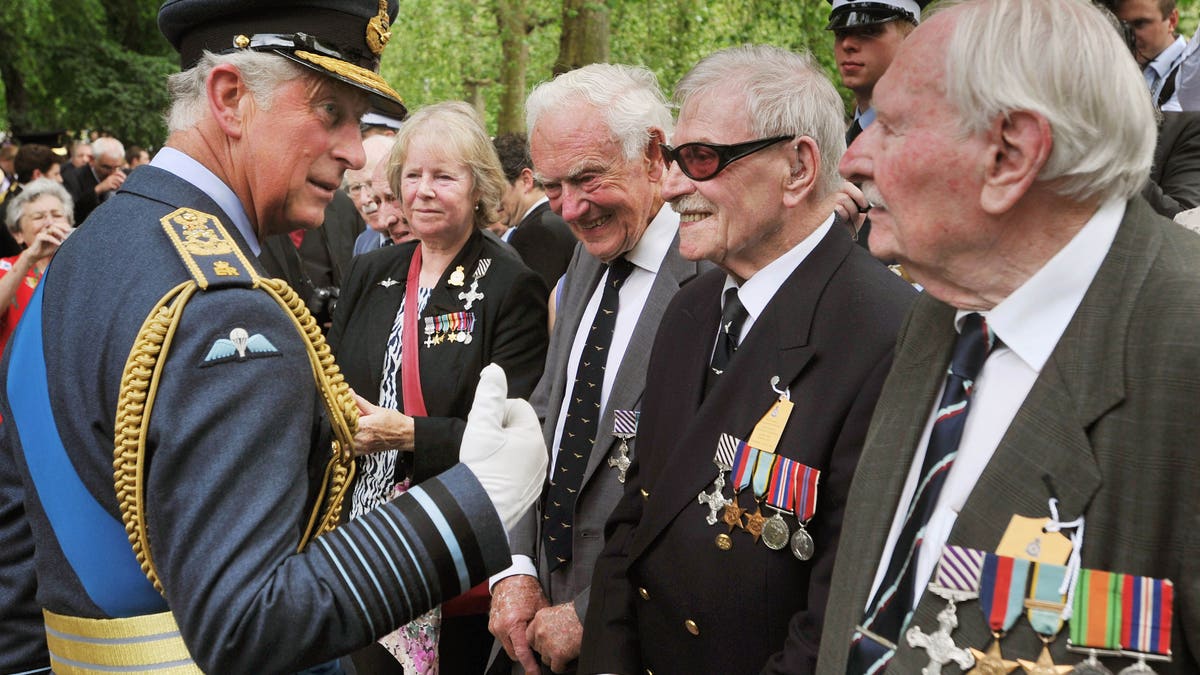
957, 198, 1126, 372
519, 195, 550, 223
723, 212, 835, 320
625, 203, 679, 275
150, 147, 260, 256
1148, 35, 1188, 79
855, 107, 877, 130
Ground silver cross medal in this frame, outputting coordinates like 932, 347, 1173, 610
905, 602, 975, 675
607, 409, 638, 483
697, 433, 739, 525
457, 258, 490, 310
905, 545, 985, 675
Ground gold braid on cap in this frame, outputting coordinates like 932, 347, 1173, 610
366, 0, 392, 56
113, 210, 357, 595
294, 49, 404, 106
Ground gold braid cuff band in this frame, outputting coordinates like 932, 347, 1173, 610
113, 208, 358, 596
44, 608, 201, 673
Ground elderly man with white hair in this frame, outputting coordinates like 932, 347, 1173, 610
820, 0, 1200, 672
349, 132, 398, 255
63, 135, 126, 223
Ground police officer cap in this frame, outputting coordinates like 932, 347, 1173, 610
159, 0, 407, 118
826, 0, 928, 31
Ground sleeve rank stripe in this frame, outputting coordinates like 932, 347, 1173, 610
409, 487, 472, 593
374, 505, 433, 610
324, 522, 398, 630
357, 514, 414, 621
419, 477, 489, 584
314, 536, 377, 637
393, 490, 463, 600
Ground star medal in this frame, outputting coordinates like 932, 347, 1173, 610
743, 506, 768, 544
608, 410, 639, 483
698, 433, 738, 525
723, 437, 759, 532
966, 553, 1030, 673
1017, 559, 1072, 674
741, 449, 779, 545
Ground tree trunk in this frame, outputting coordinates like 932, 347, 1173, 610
554, 0, 609, 76
495, 0, 531, 134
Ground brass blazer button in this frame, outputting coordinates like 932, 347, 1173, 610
684, 619, 700, 636
638, 587, 650, 600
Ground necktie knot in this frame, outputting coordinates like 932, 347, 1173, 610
606, 256, 635, 289
949, 313, 997, 382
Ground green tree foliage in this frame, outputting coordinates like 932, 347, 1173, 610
0, 0, 173, 147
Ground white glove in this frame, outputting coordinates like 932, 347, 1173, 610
460, 364, 548, 530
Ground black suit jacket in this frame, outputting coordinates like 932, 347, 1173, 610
580, 226, 916, 675
328, 229, 548, 483
1144, 110, 1200, 218
507, 201, 577, 292
62, 163, 101, 225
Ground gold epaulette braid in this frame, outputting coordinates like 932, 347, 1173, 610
114, 208, 357, 595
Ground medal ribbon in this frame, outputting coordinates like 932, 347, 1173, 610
934, 545, 985, 594
979, 553, 1030, 633
793, 463, 819, 522
714, 433, 739, 470
1121, 575, 1173, 655
1070, 568, 1122, 650
751, 451, 777, 500
613, 410, 639, 437
765, 455, 796, 513
1027, 562, 1068, 638
730, 440, 758, 492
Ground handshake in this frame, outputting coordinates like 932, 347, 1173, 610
459, 364, 548, 529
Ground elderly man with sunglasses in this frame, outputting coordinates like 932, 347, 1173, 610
578, 45, 915, 675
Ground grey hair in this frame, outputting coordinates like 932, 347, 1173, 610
673, 45, 847, 197
525, 63, 673, 162
91, 137, 125, 163
165, 50, 305, 133
6, 178, 75, 233
388, 101, 508, 230
936, 0, 1155, 202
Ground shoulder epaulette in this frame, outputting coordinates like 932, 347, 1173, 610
159, 207, 258, 290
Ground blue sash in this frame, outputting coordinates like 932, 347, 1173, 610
6, 280, 166, 616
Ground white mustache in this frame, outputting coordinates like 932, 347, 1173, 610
670, 194, 714, 213
861, 182, 886, 211
361, 202, 379, 215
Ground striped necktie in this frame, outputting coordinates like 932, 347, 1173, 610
847, 313, 999, 674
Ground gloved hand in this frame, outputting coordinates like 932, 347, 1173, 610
460, 364, 548, 530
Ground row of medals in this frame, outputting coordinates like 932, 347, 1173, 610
702, 473, 813, 561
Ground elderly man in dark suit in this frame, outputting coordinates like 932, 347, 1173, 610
579, 45, 914, 675
820, 1, 1200, 673
487, 63, 710, 674
62, 136, 126, 224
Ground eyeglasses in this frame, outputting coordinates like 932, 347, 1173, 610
660, 135, 793, 181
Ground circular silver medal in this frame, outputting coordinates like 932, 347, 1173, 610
463, 332, 473, 344
1117, 661, 1158, 675
1073, 663, 1115, 675
762, 513, 789, 550
790, 526, 815, 561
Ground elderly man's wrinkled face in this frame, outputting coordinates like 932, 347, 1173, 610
72, 145, 93, 168
530, 102, 662, 263
94, 153, 123, 181
839, 11, 990, 284
372, 158, 411, 243
242, 75, 367, 233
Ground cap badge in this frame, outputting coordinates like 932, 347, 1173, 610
366, 0, 391, 56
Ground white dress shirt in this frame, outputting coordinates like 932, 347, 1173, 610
491, 204, 680, 587
866, 198, 1126, 610
1147, 35, 1188, 109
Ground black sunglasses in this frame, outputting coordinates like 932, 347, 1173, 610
660, 135, 793, 181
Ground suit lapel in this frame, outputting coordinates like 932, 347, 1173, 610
580, 238, 696, 484
628, 227, 850, 559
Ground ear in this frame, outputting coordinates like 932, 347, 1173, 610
644, 127, 667, 182
782, 135, 820, 208
979, 110, 1051, 214
519, 167, 536, 192
206, 63, 252, 140
1168, 8, 1180, 33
